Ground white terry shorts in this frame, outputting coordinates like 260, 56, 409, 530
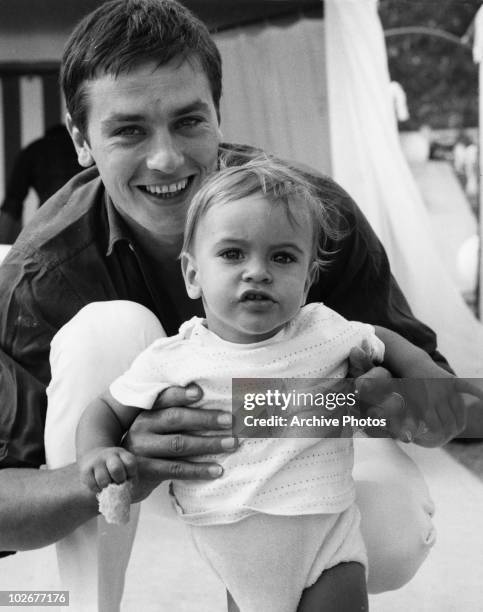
189, 504, 367, 612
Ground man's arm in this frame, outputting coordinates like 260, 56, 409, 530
0, 465, 97, 551
375, 325, 447, 377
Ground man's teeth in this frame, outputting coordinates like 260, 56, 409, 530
144, 179, 188, 195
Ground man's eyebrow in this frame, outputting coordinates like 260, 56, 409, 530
175, 100, 213, 115
101, 113, 145, 126
101, 101, 212, 127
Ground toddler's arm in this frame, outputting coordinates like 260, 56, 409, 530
76, 391, 141, 493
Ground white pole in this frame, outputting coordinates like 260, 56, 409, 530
475, 8, 483, 319
479, 60, 483, 319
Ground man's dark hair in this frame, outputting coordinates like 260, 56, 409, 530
61, 0, 222, 136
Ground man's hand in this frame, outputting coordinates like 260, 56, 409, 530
354, 374, 469, 447
348, 347, 482, 447
122, 383, 238, 503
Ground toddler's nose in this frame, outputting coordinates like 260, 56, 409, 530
242, 259, 272, 283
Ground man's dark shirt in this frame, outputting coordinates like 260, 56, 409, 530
0, 144, 446, 472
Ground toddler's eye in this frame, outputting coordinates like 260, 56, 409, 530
220, 249, 243, 260
273, 252, 296, 264
177, 117, 203, 129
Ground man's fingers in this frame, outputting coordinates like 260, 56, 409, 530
357, 376, 475, 447
355, 366, 393, 383
160, 407, 233, 432
355, 374, 395, 415
126, 430, 238, 459
129, 406, 233, 437
153, 383, 203, 409
363, 392, 416, 442
451, 393, 467, 434
131, 457, 224, 502
455, 379, 483, 401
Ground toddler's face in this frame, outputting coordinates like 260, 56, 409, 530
182, 194, 315, 343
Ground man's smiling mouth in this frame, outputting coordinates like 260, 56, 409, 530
139, 177, 191, 199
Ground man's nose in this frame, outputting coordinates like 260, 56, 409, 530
242, 258, 272, 283
146, 133, 184, 173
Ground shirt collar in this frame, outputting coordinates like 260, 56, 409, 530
105, 193, 134, 256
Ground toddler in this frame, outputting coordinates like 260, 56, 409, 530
76, 157, 449, 612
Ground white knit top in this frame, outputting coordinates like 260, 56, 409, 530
110, 303, 384, 525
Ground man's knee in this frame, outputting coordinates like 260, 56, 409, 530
357, 479, 436, 593
353, 437, 436, 592
46, 301, 164, 466
53, 301, 162, 350
50, 300, 164, 374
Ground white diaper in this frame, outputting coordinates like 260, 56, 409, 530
189, 504, 367, 612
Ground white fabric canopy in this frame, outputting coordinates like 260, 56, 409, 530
325, 0, 483, 376
473, 5, 483, 63
473, 6, 483, 320
215, 18, 331, 173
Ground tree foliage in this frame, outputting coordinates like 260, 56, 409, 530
378, 0, 481, 129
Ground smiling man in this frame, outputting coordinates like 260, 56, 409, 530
0, 0, 459, 610
69, 59, 221, 248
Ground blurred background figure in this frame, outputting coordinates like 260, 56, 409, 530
462, 139, 478, 202
453, 132, 478, 211
0, 124, 81, 244
389, 80, 410, 123
453, 132, 472, 175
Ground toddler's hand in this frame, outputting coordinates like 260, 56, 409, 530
79, 447, 138, 493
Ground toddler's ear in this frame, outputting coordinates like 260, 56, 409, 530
181, 252, 202, 299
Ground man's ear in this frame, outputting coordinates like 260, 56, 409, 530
181, 252, 202, 299
66, 113, 94, 167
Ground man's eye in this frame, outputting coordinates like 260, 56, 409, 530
114, 126, 144, 137
220, 249, 243, 260
273, 252, 296, 264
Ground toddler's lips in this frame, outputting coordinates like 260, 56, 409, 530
239, 290, 275, 303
